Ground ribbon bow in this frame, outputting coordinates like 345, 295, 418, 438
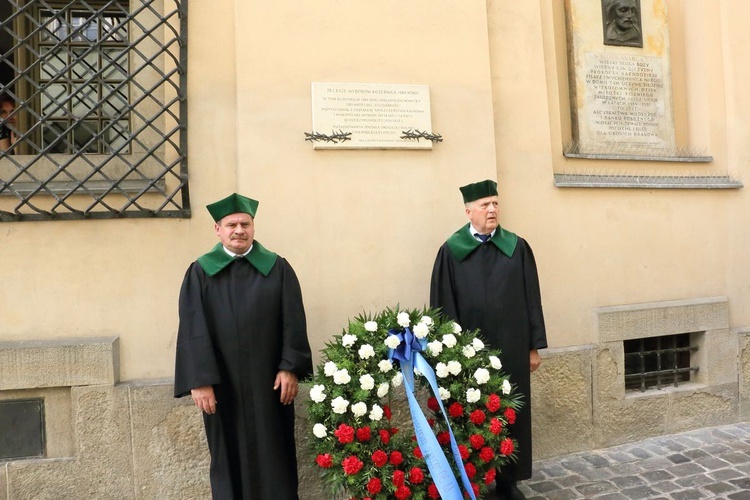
387, 327, 424, 362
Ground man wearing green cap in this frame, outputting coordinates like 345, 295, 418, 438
430, 180, 547, 500
174, 193, 312, 500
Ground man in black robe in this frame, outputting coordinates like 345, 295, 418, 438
430, 180, 547, 500
174, 193, 313, 500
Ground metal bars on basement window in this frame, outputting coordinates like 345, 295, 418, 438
623, 333, 699, 392
0, 0, 189, 221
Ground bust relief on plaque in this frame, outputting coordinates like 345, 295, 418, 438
602, 0, 643, 47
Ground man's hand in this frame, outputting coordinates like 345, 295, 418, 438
191, 385, 217, 414
530, 349, 541, 373
274, 370, 299, 405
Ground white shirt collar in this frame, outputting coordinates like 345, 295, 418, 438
222, 244, 253, 258
469, 224, 496, 241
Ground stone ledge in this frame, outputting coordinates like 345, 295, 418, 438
594, 297, 728, 342
0, 337, 119, 390
554, 173, 741, 189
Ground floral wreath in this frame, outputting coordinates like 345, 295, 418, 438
307, 307, 522, 500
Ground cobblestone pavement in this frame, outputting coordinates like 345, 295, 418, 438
516, 423, 750, 499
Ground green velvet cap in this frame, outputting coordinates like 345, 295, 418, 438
206, 193, 259, 221
459, 179, 498, 204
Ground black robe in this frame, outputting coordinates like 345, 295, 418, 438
430, 224, 547, 481
174, 242, 312, 500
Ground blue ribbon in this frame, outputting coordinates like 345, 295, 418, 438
388, 329, 477, 500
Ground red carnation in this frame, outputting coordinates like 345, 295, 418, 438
356, 426, 372, 442
469, 434, 485, 450
428, 418, 436, 427
448, 401, 464, 418
483, 468, 497, 485
437, 431, 450, 445
489, 417, 503, 435
428, 484, 440, 499
504, 407, 516, 425
379, 429, 391, 445
458, 444, 470, 460
464, 462, 476, 479
470, 409, 486, 425
486, 394, 501, 413
395, 485, 412, 500
427, 397, 439, 412
383, 405, 392, 420
315, 453, 333, 468
367, 477, 382, 494
479, 446, 495, 463
390, 450, 404, 466
500, 438, 515, 456
391, 427, 399, 435
334, 423, 355, 444
470, 483, 480, 497
413, 446, 423, 459
409, 467, 425, 484
342, 455, 364, 475
393, 469, 406, 486
372, 450, 388, 467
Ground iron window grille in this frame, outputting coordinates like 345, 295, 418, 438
624, 333, 699, 392
0, 0, 189, 221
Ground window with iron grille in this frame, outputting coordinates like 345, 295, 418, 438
624, 333, 699, 392
0, 0, 189, 221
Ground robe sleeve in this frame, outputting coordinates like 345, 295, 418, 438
430, 245, 460, 322
173, 263, 222, 398
278, 259, 313, 379
521, 239, 548, 350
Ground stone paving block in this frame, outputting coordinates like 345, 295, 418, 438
619, 485, 660, 499
578, 467, 614, 481
667, 462, 707, 477
701, 481, 739, 495
666, 453, 690, 464
555, 474, 588, 488
735, 462, 750, 474
721, 451, 750, 465
650, 480, 681, 493
610, 474, 646, 489
702, 442, 732, 454
669, 490, 709, 499
594, 494, 629, 500
674, 473, 714, 488
729, 493, 750, 500
541, 489, 583, 500
527, 480, 560, 494
729, 476, 750, 489
607, 462, 644, 476
539, 463, 570, 477
639, 470, 674, 482
605, 451, 637, 463
682, 449, 710, 459
582, 454, 612, 468
709, 467, 745, 481
637, 456, 677, 470
575, 480, 617, 496
694, 456, 731, 471
559, 456, 593, 473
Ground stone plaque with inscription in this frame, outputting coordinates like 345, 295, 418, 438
310, 83, 433, 150
565, 0, 676, 157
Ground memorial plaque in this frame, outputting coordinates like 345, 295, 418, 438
565, 0, 676, 157
310, 82, 434, 150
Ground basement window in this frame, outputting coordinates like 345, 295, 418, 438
624, 333, 699, 392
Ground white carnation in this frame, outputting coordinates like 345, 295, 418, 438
364, 321, 378, 332
359, 374, 375, 391
474, 368, 490, 384
358, 344, 375, 360
435, 362, 449, 378
502, 379, 512, 395
309, 384, 326, 403
452, 322, 462, 334
333, 368, 351, 385
341, 334, 357, 348
427, 340, 443, 356
331, 396, 349, 414
420, 315, 434, 327
489, 355, 502, 370
385, 335, 401, 349
413, 322, 430, 339
397, 311, 411, 328
462, 345, 476, 358
324, 361, 337, 377
447, 360, 462, 375
378, 359, 393, 373
313, 423, 327, 438
466, 388, 481, 403
391, 371, 403, 387
442, 334, 457, 348
369, 404, 384, 421
377, 382, 390, 398
472, 338, 485, 351
438, 387, 451, 400
351, 401, 368, 418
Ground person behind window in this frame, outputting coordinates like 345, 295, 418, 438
0, 93, 17, 152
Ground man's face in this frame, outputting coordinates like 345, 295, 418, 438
465, 195, 499, 235
215, 212, 255, 255
613, 0, 637, 30
0, 101, 16, 127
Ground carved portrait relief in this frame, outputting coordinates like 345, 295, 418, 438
602, 0, 643, 47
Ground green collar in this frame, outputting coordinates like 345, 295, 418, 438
445, 223, 518, 261
197, 241, 278, 277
